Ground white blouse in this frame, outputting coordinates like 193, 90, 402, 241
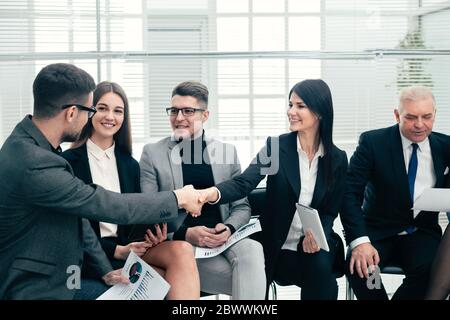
86, 138, 121, 238
281, 138, 324, 251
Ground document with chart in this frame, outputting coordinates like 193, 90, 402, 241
194, 219, 262, 259
97, 251, 170, 300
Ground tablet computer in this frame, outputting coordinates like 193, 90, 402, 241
295, 203, 330, 252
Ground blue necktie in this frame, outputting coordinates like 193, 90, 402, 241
408, 143, 419, 204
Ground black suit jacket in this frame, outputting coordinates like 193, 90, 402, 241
62, 144, 141, 260
216, 131, 348, 283
341, 124, 450, 245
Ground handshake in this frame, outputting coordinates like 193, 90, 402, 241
173, 185, 220, 217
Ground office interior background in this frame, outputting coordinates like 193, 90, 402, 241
0, 0, 449, 299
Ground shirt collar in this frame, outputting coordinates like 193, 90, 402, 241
52, 145, 62, 154
87, 138, 115, 160
296, 137, 325, 158
398, 127, 430, 153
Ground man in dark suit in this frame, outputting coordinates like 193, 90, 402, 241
341, 86, 450, 299
0, 63, 203, 299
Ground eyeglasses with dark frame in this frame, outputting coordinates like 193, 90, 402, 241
166, 107, 206, 117
61, 104, 97, 118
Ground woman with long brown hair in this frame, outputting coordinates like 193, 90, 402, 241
62, 81, 200, 299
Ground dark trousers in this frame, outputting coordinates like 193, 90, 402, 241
76, 258, 123, 300
346, 229, 440, 300
272, 245, 338, 300
73, 278, 109, 300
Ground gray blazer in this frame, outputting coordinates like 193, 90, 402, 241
0, 116, 179, 299
140, 135, 251, 231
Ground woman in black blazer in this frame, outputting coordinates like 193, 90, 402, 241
202, 79, 347, 299
62, 81, 200, 299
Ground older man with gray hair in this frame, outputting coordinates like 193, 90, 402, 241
341, 86, 450, 300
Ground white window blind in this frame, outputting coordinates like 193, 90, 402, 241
0, 0, 449, 300
1, 0, 450, 165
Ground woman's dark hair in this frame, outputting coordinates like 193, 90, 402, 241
289, 79, 335, 184
72, 81, 132, 155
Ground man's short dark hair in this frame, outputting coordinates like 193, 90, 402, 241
33, 63, 96, 119
171, 81, 209, 108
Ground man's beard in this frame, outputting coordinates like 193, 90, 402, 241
61, 129, 80, 143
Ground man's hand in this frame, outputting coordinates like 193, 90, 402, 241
302, 229, 320, 254
203, 223, 231, 248
102, 269, 130, 286
198, 187, 220, 203
174, 184, 205, 217
349, 242, 380, 278
144, 223, 167, 247
185, 226, 217, 247
114, 241, 152, 260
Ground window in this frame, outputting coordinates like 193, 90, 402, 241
1, 0, 449, 301
1, 0, 450, 166
215, 2, 322, 161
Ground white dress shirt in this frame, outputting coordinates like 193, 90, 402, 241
281, 138, 324, 251
400, 133, 436, 218
349, 129, 436, 249
87, 138, 121, 238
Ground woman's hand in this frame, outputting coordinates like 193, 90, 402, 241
144, 223, 167, 247
302, 229, 321, 254
114, 241, 152, 260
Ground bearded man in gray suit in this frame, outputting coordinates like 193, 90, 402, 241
140, 81, 266, 299
0, 64, 202, 299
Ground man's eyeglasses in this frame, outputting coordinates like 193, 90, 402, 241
166, 107, 205, 117
61, 104, 97, 118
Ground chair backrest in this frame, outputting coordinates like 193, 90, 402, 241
380, 266, 404, 275
331, 232, 345, 278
